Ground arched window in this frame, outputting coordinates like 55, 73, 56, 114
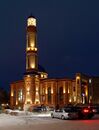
18, 89, 23, 102
48, 87, 51, 103
59, 87, 63, 102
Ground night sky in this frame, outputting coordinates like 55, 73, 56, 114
0, 0, 99, 91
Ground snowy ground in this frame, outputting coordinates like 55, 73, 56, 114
0, 111, 99, 130
0, 111, 57, 129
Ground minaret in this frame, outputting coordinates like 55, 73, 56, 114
26, 15, 38, 72
24, 15, 40, 109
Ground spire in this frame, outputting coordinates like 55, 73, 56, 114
28, 13, 35, 19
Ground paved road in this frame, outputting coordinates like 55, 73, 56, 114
0, 114, 99, 130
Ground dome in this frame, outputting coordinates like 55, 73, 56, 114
24, 65, 47, 76
38, 64, 47, 73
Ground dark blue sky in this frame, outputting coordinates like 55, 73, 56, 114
0, 0, 99, 90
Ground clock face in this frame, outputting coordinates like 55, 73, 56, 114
27, 18, 36, 26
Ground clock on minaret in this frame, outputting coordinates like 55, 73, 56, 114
27, 17, 36, 26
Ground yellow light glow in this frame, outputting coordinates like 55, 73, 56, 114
51, 88, 53, 94
36, 88, 38, 91
27, 47, 30, 51
74, 96, 76, 102
86, 89, 88, 96
44, 75, 47, 78
69, 99, 71, 102
45, 89, 48, 94
27, 18, 36, 26
31, 64, 35, 68
31, 47, 33, 50
27, 92, 30, 94
26, 47, 37, 52
63, 89, 65, 94
35, 48, 37, 51
16, 101, 18, 105
27, 75, 30, 77
27, 99, 30, 102
76, 76, 80, 80
35, 99, 40, 103
41, 74, 44, 78
11, 92, 13, 97
63, 84, 65, 94
26, 99, 32, 104
27, 88, 30, 91
31, 44, 34, 47
36, 92, 39, 95
68, 88, 69, 93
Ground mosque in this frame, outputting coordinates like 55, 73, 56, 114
10, 15, 99, 110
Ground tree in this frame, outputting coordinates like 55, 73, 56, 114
0, 88, 9, 105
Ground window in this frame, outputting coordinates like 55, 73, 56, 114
18, 89, 23, 102
48, 87, 51, 103
42, 88, 45, 95
28, 57, 30, 68
14, 90, 16, 102
77, 79, 80, 84
59, 87, 63, 102
42, 96, 45, 102
73, 86, 75, 91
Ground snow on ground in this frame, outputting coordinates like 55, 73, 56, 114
0, 111, 56, 128
0, 111, 99, 130
0, 113, 25, 127
0, 111, 64, 130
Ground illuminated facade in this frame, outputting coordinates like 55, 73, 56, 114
10, 16, 99, 110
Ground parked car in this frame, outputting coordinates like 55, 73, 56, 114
51, 107, 79, 120
32, 106, 43, 112
51, 105, 94, 120
88, 104, 99, 114
76, 106, 94, 119
30, 105, 48, 112
72, 104, 95, 119
47, 106, 55, 111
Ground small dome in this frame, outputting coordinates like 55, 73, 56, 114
38, 64, 47, 73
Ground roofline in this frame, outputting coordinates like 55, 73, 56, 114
41, 78, 75, 82
10, 80, 24, 85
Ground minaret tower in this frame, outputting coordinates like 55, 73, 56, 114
26, 15, 38, 72
24, 15, 40, 109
